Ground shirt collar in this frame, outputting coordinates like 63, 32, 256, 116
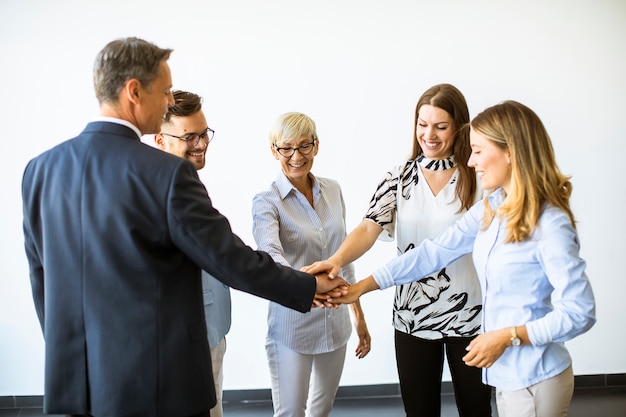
93, 116, 142, 139
488, 187, 507, 209
275, 171, 319, 200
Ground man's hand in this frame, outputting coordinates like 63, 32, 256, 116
302, 258, 342, 279
313, 272, 349, 308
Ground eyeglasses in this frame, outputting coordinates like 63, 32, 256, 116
274, 140, 316, 158
161, 127, 215, 147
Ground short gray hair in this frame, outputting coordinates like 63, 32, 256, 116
93, 37, 173, 104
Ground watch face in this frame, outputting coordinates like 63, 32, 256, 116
511, 338, 521, 346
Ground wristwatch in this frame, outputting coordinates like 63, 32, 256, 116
510, 326, 521, 346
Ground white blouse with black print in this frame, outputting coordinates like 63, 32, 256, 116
364, 159, 483, 340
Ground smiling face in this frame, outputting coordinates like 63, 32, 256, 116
415, 104, 456, 160
156, 110, 209, 170
468, 127, 512, 193
271, 135, 318, 185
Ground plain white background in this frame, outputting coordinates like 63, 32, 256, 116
1, 0, 625, 394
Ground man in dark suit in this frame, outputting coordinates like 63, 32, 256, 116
21, 37, 346, 417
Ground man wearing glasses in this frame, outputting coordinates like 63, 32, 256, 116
155, 90, 230, 417
156, 91, 215, 170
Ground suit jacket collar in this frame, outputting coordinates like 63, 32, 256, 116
88, 118, 141, 139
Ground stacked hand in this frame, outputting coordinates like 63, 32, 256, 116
312, 272, 349, 308
304, 259, 342, 279
326, 281, 372, 305
306, 261, 380, 307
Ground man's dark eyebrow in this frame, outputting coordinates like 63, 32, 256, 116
183, 127, 209, 137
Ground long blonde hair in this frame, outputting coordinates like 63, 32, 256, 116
471, 101, 575, 242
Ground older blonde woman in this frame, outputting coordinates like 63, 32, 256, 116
252, 112, 370, 417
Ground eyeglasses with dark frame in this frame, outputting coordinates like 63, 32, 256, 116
161, 127, 215, 147
274, 140, 316, 158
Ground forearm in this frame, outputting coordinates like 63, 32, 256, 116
331, 220, 381, 266
326, 275, 380, 304
349, 295, 372, 358
354, 276, 380, 298
349, 298, 366, 321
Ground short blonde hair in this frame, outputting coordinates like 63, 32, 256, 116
471, 100, 575, 243
269, 112, 318, 146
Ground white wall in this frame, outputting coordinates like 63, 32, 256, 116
1, 0, 625, 394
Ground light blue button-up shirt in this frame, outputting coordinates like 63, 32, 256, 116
253, 172, 355, 354
202, 271, 231, 349
373, 188, 596, 390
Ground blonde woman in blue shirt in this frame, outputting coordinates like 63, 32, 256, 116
252, 112, 371, 417
308, 101, 596, 417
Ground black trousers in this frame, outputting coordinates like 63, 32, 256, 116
394, 329, 493, 417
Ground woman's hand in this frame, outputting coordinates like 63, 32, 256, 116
462, 328, 511, 368
353, 314, 371, 359
312, 287, 348, 308
302, 258, 342, 279
327, 276, 380, 305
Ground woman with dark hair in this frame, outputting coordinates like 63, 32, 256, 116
304, 84, 492, 417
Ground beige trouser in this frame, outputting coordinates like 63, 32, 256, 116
209, 337, 227, 417
266, 338, 347, 417
496, 365, 574, 417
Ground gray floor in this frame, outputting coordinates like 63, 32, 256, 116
2, 386, 625, 416
222, 387, 626, 417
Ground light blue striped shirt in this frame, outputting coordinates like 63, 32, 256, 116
252, 172, 355, 354
373, 188, 596, 390
201, 271, 231, 349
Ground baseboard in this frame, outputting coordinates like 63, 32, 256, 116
2, 373, 625, 409
222, 383, 403, 404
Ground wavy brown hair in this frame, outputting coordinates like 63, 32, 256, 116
471, 100, 575, 243
163, 90, 203, 123
411, 84, 476, 211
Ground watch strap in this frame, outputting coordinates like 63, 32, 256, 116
510, 326, 521, 346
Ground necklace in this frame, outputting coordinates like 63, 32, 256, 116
416, 154, 456, 171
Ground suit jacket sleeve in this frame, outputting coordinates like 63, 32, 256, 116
22, 159, 45, 332
167, 161, 315, 313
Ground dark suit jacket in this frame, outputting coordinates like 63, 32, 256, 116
22, 121, 316, 417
